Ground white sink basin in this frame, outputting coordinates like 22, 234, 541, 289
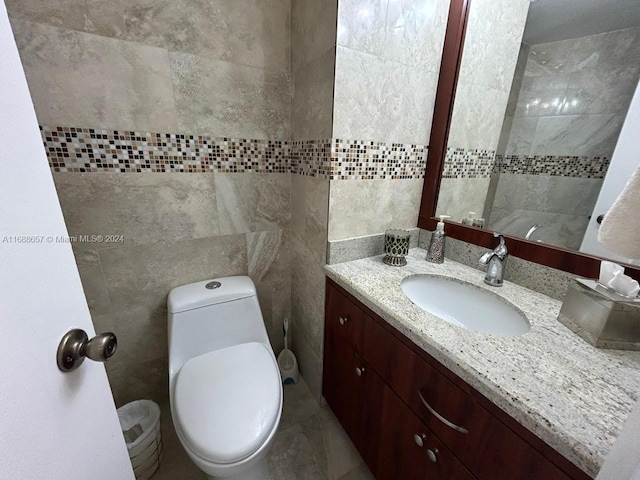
401, 276, 530, 337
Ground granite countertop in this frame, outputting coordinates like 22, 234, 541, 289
324, 248, 640, 478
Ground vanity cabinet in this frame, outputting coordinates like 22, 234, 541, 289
323, 279, 591, 480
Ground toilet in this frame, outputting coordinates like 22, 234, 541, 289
167, 276, 283, 480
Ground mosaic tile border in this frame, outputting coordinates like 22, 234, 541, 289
494, 154, 611, 179
442, 147, 496, 179
330, 140, 427, 180
42, 126, 289, 173
290, 140, 332, 178
41, 126, 428, 180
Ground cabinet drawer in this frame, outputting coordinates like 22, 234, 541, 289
365, 318, 573, 480
325, 283, 371, 355
364, 368, 475, 480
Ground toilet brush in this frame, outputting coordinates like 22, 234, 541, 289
277, 317, 299, 384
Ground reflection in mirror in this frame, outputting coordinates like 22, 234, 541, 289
436, 0, 640, 256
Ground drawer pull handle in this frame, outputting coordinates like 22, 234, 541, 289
355, 367, 365, 376
418, 390, 469, 434
414, 433, 426, 447
426, 448, 438, 463
339, 316, 348, 326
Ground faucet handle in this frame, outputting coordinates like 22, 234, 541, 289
493, 233, 508, 259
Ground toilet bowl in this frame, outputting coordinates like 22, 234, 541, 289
167, 276, 283, 480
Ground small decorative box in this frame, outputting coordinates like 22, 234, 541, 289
557, 278, 640, 350
383, 229, 411, 267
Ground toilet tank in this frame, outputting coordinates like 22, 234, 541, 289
167, 276, 271, 383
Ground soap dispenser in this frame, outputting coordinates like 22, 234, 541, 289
427, 215, 450, 263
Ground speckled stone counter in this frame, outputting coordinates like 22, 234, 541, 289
324, 248, 640, 478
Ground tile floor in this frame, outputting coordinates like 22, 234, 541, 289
152, 378, 374, 480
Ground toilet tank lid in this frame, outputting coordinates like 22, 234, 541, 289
168, 276, 256, 313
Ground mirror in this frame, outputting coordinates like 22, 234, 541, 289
435, 0, 640, 258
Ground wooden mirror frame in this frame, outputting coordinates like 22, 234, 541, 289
417, 0, 640, 281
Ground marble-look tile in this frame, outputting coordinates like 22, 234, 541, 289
215, 173, 290, 235
279, 377, 322, 431
291, 175, 330, 265
291, 237, 327, 356
6, 0, 126, 38
292, 0, 338, 72
122, 0, 290, 73
435, 177, 491, 224
106, 356, 168, 408
328, 179, 423, 241
513, 73, 571, 118
248, 229, 291, 354
382, 0, 449, 70
11, 20, 177, 132
292, 47, 336, 141
336, 0, 386, 57
290, 174, 329, 402
73, 249, 111, 316
531, 114, 624, 157
269, 405, 364, 480
94, 304, 168, 371
447, 82, 510, 150
332, 46, 438, 144
505, 117, 537, 155
490, 173, 603, 217
169, 52, 291, 140
53, 173, 220, 250
291, 325, 324, 403
458, 0, 530, 93
489, 208, 590, 251
98, 235, 248, 311
561, 67, 640, 117
326, 229, 420, 265
526, 28, 640, 78
504, 43, 530, 117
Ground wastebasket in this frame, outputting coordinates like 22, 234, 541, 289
117, 400, 162, 480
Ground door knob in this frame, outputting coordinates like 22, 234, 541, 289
355, 367, 365, 376
57, 329, 117, 372
339, 316, 348, 326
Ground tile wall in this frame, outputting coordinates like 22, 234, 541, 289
485, 27, 640, 248
7, 0, 293, 407
436, 0, 531, 221
289, 0, 336, 402
9, 0, 450, 406
328, 0, 450, 242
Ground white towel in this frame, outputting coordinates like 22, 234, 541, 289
598, 161, 640, 259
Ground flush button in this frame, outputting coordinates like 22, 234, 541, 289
206, 281, 222, 290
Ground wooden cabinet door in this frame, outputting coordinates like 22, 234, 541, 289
323, 323, 369, 457
364, 368, 475, 480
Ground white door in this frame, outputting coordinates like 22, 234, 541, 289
0, 3, 134, 479
580, 80, 640, 265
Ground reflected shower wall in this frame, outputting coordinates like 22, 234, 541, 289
485, 27, 640, 248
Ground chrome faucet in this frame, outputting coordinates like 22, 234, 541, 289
524, 224, 543, 241
479, 233, 508, 287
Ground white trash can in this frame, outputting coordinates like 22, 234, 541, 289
117, 400, 162, 480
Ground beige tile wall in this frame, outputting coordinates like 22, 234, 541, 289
8, 1, 291, 139
438, 0, 530, 221
332, 0, 449, 145
289, 0, 336, 402
54, 173, 290, 406
7, 0, 294, 406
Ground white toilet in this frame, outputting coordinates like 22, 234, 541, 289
167, 276, 283, 480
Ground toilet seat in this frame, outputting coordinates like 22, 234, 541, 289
173, 342, 281, 465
